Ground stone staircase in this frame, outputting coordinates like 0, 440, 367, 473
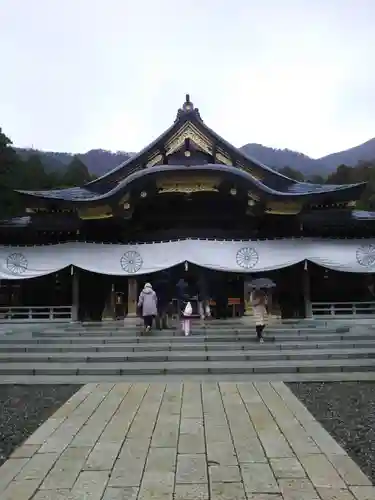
1, 319, 375, 382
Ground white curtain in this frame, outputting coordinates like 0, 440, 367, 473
0, 238, 375, 279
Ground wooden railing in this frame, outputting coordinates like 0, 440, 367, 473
0, 306, 73, 322
311, 301, 375, 318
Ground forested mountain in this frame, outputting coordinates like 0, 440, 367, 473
16, 136, 375, 179
317, 138, 375, 171
240, 144, 327, 177
241, 137, 375, 177
15, 148, 132, 177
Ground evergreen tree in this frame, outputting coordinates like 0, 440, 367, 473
0, 128, 25, 216
20, 154, 52, 190
278, 166, 305, 182
61, 156, 91, 186
326, 164, 354, 185
308, 174, 325, 184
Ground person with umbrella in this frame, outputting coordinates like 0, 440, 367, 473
249, 278, 275, 343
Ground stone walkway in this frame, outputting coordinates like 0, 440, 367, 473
0, 383, 374, 500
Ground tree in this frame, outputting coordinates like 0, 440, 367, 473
325, 161, 375, 210
60, 156, 91, 187
0, 128, 18, 178
326, 164, 354, 185
20, 154, 53, 190
278, 166, 304, 182
308, 174, 325, 184
0, 128, 25, 217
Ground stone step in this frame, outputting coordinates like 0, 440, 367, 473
0, 347, 374, 363
64, 320, 289, 328
0, 358, 374, 376
34, 331, 375, 342
0, 320, 371, 380
2, 339, 375, 353
68, 319, 349, 328
2, 372, 375, 384
61, 322, 326, 328
3, 331, 375, 344
36, 326, 350, 336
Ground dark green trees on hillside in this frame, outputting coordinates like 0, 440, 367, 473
60, 156, 92, 187
326, 162, 375, 210
0, 128, 95, 217
0, 128, 25, 216
278, 166, 305, 182
278, 161, 375, 210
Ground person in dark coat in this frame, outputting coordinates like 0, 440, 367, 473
197, 273, 211, 320
176, 277, 189, 319
176, 278, 189, 301
154, 272, 172, 329
214, 273, 228, 319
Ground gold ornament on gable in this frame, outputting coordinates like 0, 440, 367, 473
78, 205, 113, 220
166, 124, 212, 157
157, 176, 219, 194
215, 152, 232, 165
265, 201, 302, 215
146, 154, 163, 168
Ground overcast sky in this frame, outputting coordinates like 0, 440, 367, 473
1, 0, 374, 158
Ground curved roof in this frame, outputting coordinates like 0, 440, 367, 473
16, 163, 365, 205
14, 95, 367, 205
82, 98, 304, 194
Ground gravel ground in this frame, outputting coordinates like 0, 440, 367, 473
0, 385, 81, 466
288, 381, 375, 484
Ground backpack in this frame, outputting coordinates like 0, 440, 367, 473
183, 301, 193, 317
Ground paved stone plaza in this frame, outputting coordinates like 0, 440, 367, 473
0, 382, 374, 500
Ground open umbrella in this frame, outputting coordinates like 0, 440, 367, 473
249, 277, 276, 289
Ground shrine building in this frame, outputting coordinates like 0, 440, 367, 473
1, 95, 375, 322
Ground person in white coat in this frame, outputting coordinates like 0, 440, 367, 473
250, 288, 267, 342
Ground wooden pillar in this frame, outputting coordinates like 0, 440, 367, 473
127, 278, 138, 317
243, 279, 253, 316
71, 267, 79, 322
303, 262, 313, 318
102, 284, 116, 320
267, 290, 273, 314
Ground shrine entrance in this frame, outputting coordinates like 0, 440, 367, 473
136, 263, 245, 319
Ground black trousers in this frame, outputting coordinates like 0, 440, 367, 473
143, 315, 154, 328
215, 297, 228, 319
256, 324, 265, 338
155, 311, 169, 330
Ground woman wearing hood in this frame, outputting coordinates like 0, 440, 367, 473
138, 282, 158, 333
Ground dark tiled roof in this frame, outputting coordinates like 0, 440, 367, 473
0, 216, 32, 227
287, 181, 362, 194
16, 186, 96, 201
15, 164, 365, 204
352, 210, 375, 220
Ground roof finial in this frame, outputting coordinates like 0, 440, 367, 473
183, 94, 193, 112
175, 93, 202, 122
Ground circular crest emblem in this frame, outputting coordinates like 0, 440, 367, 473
120, 250, 143, 273
236, 247, 259, 269
6, 252, 28, 275
356, 244, 375, 267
